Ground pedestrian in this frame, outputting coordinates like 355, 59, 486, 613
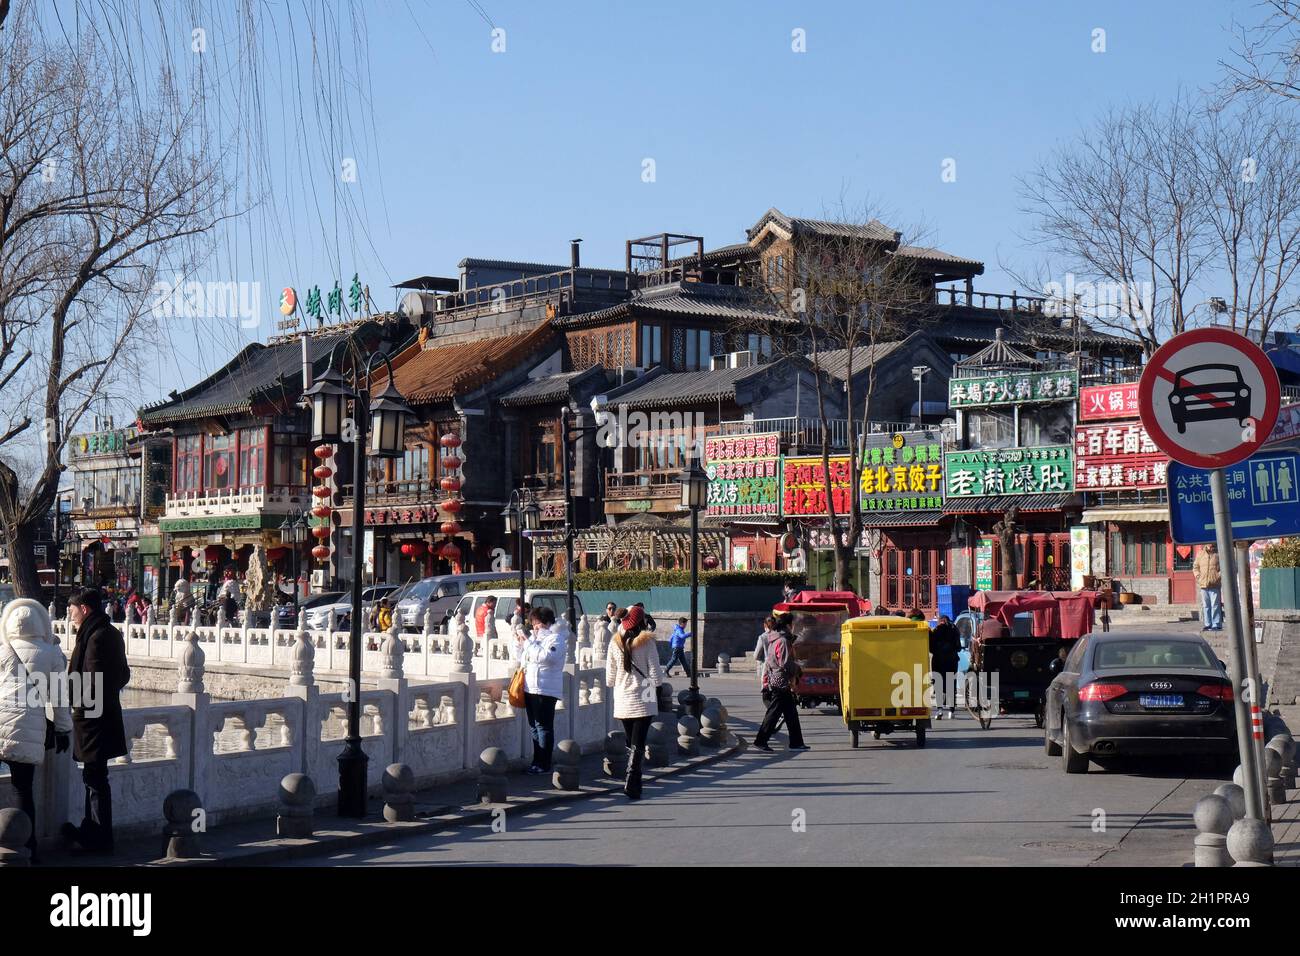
754, 616, 776, 697
908, 607, 927, 622
1194, 544, 1223, 631
753, 617, 808, 752
62, 587, 130, 855
929, 614, 962, 719
632, 601, 656, 632
600, 601, 618, 626
782, 580, 798, 603
511, 605, 567, 774
375, 599, 393, 632
604, 605, 662, 800
664, 617, 691, 677
0, 600, 73, 864
475, 595, 497, 639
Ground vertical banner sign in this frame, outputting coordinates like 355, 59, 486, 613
703, 433, 781, 518
1070, 526, 1091, 591
975, 538, 994, 592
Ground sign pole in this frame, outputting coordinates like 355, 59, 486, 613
1209, 467, 1265, 821
1235, 540, 1269, 817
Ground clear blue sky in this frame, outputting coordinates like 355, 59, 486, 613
142, 0, 1252, 403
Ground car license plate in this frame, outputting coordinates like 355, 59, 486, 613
1139, 694, 1183, 709
1013, 690, 1030, 698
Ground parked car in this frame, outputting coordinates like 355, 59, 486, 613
297, 591, 348, 631
1043, 631, 1235, 774
395, 573, 519, 631
450, 588, 585, 643
298, 585, 407, 631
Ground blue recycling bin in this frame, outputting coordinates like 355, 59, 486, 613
936, 584, 973, 621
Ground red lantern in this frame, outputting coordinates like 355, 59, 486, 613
439, 433, 461, 449
703, 555, 720, 570
312, 525, 331, 540
439, 476, 461, 493
312, 504, 332, 519
314, 445, 333, 459
410, 541, 427, 557
313, 464, 333, 479
439, 498, 463, 514
312, 545, 331, 560
400, 542, 414, 557
438, 542, 460, 560
440, 521, 462, 536
440, 455, 462, 470
312, 485, 332, 499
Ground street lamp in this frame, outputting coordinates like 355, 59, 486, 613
560, 406, 605, 644
679, 458, 709, 719
303, 341, 413, 819
911, 366, 930, 427
501, 489, 541, 620
279, 508, 308, 614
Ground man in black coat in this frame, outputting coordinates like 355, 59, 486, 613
63, 587, 130, 854
929, 615, 963, 719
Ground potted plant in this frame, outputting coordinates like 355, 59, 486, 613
1260, 538, 1300, 610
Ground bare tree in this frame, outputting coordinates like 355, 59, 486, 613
0, 11, 226, 596
1224, 1, 1300, 103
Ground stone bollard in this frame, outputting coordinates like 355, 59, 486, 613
177, 628, 206, 696
1268, 734, 1296, 790
1214, 783, 1246, 821
1192, 794, 1233, 867
161, 789, 204, 859
382, 764, 417, 822
0, 808, 32, 867
290, 627, 315, 687
478, 747, 508, 803
552, 740, 581, 791
657, 682, 675, 713
450, 611, 474, 674
677, 715, 700, 758
676, 688, 694, 717
699, 706, 724, 748
717, 652, 731, 674
645, 720, 673, 767
1227, 817, 1274, 866
379, 619, 405, 680
1264, 746, 1286, 806
277, 773, 316, 838
602, 731, 628, 777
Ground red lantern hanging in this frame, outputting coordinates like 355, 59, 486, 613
312, 504, 332, 519
440, 455, 462, 471
400, 542, 415, 557
703, 555, 720, 570
440, 521, 462, 536
312, 545, 331, 560
312, 484, 331, 498
314, 445, 333, 459
313, 464, 333, 480
438, 542, 461, 560
410, 541, 427, 557
439, 476, 461, 493
312, 525, 331, 540
439, 433, 461, 449
439, 498, 463, 514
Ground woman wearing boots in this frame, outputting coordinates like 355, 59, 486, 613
605, 605, 662, 800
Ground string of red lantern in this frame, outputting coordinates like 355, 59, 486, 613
311, 444, 335, 566
438, 432, 464, 568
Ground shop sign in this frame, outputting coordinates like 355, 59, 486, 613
70, 427, 138, 458
704, 432, 781, 518
944, 445, 1074, 497
975, 538, 994, 591
1070, 526, 1090, 591
949, 370, 1077, 409
859, 431, 945, 511
782, 455, 855, 517
1079, 382, 1139, 421
1073, 422, 1167, 490
364, 506, 435, 525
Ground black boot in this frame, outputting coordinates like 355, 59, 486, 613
623, 746, 642, 800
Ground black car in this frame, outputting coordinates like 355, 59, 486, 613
1043, 631, 1235, 773
1168, 363, 1251, 434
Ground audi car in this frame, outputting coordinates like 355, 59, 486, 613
1168, 363, 1251, 434
1043, 631, 1235, 773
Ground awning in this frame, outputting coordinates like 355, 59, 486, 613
942, 493, 1081, 515
859, 510, 945, 528
1082, 506, 1169, 524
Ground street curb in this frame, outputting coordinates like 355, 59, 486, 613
137, 732, 747, 867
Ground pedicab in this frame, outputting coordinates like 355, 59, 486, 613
772, 590, 871, 710
839, 616, 932, 748
962, 590, 1103, 729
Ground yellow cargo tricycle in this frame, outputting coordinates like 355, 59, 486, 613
839, 617, 932, 748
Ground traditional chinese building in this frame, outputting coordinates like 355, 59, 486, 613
66, 422, 145, 592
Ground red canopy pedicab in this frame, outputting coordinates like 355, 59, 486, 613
772, 590, 872, 710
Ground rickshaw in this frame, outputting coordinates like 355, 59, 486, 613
839, 616, 932, 748
773, 590, 872, 709
962, 590, 1102, 729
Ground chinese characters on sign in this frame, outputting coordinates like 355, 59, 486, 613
944, 446, 1074, 497
1073, 422, 1167, 490
858, 432, 945, 511
704, 432, 781, 518
71, 428, 138, 458
949, 370, 1078, 408
975, 538, 994, 591
782, 455, 855, 517
1079, 382, 1140, 422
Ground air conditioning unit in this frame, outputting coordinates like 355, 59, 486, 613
727, 350, 756, 368
709, 355, 728, 371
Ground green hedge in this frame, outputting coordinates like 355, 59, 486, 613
468, 569, 804, 592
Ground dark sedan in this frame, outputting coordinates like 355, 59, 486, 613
1043, 631, 1236, 773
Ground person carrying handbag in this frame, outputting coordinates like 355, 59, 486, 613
0, 599, 73, 864
753, 617, 808, 752
510, 605, 567, 774
605, 605, 662, 800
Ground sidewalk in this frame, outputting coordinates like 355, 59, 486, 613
36, 728, 745, 868
1272, 704, 1300, 865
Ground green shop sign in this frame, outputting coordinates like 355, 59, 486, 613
949, 370, 1077, 408
159, 514, 279, 532
858, 430, 945, 511
944, 445, 1074, 497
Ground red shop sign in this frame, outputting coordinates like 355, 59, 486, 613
1079, 382, 1140, 421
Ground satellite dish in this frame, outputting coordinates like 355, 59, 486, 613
399, 291, 427, 320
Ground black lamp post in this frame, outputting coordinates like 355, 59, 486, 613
303, 342, 412, 819
679, 459, 709, 719
560, 406, 604, 639
501, 489, 541, 620
279, 508, 308, 615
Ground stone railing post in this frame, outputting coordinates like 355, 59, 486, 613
175, 627, 207, 700
592, 619, 609, 665
450, 611, 473, 674
290, 626, 315, 688
284, 625, 319, 777
576, 616, 592, 667
376, 618, 407, 765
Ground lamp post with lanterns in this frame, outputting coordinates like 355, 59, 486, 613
678, 459, 709, 719
302, 341, 412, 819
278, 508, 309, 616
501, 489, 541, 619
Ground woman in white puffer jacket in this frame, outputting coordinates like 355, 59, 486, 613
0, 599, 73, 861
511, 606, 568, 774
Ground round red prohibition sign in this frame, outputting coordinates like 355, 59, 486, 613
1138, 327, 1281, 469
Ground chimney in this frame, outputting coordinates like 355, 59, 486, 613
570, 239, 582, 270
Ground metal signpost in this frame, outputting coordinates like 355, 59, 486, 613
1140, 328, 1281, 823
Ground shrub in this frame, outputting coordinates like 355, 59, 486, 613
1261, 538, 1300, 569
467, 569, 805, 592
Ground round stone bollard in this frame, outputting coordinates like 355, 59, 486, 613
1192, 794, 1233, 867
706, 698, 729, 734
676, 688, 694, 716
277, 773, 316, 838
656, 682, 675, 713
162, 789, 204, 859
602, 731, 628, 778
699, 706, 724, 748
478, 747, 509, 803
0, 808, 32, 867
1214, 783, 1247, 821
1267, 735, 1295, 791
1227, 817, 1274, 866
644, 719, 673, 767
717, 652, 731, 674
552, 739, 581, 791
677, 715, 700, 758
382, 763, 417, 823
1264, 747, 1286, 806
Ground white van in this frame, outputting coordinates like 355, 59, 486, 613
451, 588, 585, 643
395, 572, 520, 631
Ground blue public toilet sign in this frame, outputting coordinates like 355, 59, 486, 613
1168, 449, 1300, 544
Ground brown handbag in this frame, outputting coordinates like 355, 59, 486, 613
507, 665, 527, 708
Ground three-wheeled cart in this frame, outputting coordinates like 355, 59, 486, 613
839, 616, 932, 748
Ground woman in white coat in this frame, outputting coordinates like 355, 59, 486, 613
0, 599, 73, 862
605, 605, 662, 800
511, 605, 568, 774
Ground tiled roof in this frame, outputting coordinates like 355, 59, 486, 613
555, 282, 785, 329
499, 368, 602, 407
859, 510, 945, 528
375, 322, 556, 405
457, 257, 626, 277
602, 365, 769, 409
747, 207, 899, 244
139, 332, 350, 424
895, 244, 985, 272
942, 493, 1082, 514
809, 340, 907, 381
956, 329, 1040, 371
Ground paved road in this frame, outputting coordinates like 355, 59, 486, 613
284, 661, 1228, 867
